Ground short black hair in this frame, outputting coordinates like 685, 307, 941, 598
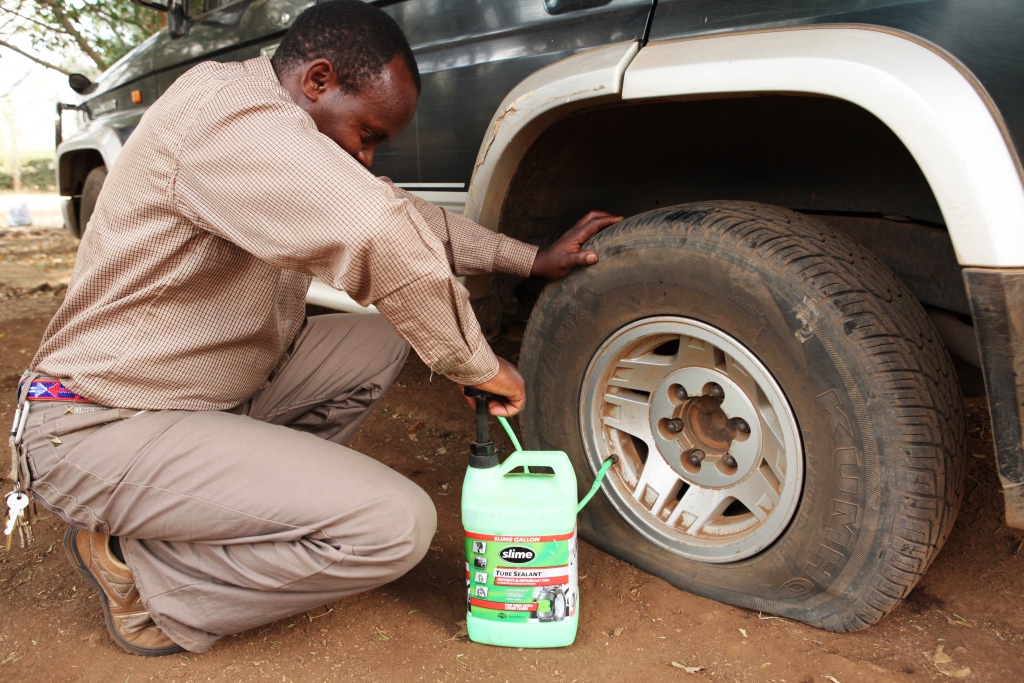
271, 0, 420, 94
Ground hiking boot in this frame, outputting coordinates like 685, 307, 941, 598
63, 525, 185, 657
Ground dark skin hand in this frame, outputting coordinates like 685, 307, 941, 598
530, 210, 623, 279
277, 55, 620, 417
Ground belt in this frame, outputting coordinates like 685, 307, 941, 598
20, 379, 91, 403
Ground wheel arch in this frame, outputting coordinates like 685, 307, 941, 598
466, 25, 1024, 270
55, 125, 123, 237
57, 126, 122, 196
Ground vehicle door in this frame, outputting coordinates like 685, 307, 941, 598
373, 0, 653, 210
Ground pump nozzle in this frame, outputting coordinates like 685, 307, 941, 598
465, 388, 499, 469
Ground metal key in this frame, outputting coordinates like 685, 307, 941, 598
5, 492, 29, 549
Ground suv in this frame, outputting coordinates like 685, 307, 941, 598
55, 0, 1024, 632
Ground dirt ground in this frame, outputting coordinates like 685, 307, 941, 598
1, 226, 1022, 683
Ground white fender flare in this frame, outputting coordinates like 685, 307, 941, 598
465, 41, 640, 229
622, 26, 1024, 268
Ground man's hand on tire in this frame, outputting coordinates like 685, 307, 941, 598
530, 210, 623, 279
463, 357, 526, 416
464, 211, 620, 418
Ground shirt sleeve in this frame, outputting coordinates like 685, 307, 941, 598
171, 81, 499, 385
383, 181, 539, 279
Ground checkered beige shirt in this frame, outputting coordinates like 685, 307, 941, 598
32, 57, 537, 410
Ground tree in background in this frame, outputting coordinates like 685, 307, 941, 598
0, 1, 162, 76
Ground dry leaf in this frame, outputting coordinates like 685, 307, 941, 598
450, 620, 468, 639
670, 662, 702, 674
612, 627, 623, 637
407, 420, 423, 432
407, 433, 418, 441
824, 677, 841, 683
941, 667, 971, 679
739, 628, 748, 638
946, 613, 974, 627
933, 644, 953, 665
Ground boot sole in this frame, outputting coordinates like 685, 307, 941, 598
63, 525, 185, 657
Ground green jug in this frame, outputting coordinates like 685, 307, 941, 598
461, 390, 612, 648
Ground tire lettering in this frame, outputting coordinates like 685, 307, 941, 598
816, 389, 852, 441
800, 390, 863, 589
825, 499, 860, 548
804, 544, 844, 584
780, 578, 815, 597
835, 447, 861, 495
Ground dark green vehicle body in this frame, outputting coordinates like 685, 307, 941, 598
56, 0, 1024, 630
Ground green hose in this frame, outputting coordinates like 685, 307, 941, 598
496, 415, 523, 452
495, 414, 613, 513
577, 458, 614, 513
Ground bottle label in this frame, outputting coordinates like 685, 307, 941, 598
464, 527, 578, 623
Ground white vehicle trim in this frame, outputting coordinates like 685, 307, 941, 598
57, 124, 124, 180
395, 183, 465, 189
306, 279, 378, 314
404, 190, 468, 215
622, 27, 1024, 268
465, 41, 640, 228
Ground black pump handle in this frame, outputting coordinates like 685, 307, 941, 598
465, 388, 499, 468
464, 388, 493, 443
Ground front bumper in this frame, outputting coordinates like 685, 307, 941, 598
964, 268, 1024, 529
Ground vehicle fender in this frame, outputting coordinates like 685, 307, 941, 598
620, 26, 1024, 268
57, 124, 124, 195
464, 41, 640, 229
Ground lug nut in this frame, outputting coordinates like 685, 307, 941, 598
674, 385, 688, 400
688, 449, 706, 467
665, 418, 683, 433
723, 454, 737, 468
736, 418, 750, 434
708, 383, 725, 399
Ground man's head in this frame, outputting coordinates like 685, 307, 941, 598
272, 0, 420, 168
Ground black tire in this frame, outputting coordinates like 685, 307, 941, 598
519, 201, 966, 631
78, 165, 107, 236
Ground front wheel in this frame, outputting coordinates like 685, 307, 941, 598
78, 165, 107, 236
519, 201, 966, 631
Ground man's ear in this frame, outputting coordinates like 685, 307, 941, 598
299, 58, 336, 103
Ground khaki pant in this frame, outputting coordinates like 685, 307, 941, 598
21, 314, 434, 652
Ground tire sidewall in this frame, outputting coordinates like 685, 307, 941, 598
79, 166, 107, 236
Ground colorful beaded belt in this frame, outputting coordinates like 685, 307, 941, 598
22, 379, 91, 402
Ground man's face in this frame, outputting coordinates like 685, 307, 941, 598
299, 55, 419, 169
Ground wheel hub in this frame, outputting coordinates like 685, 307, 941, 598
684, 396, 733, 452
651, 368, 760, 488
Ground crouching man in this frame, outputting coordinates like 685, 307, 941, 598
9, 0, 618, 656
